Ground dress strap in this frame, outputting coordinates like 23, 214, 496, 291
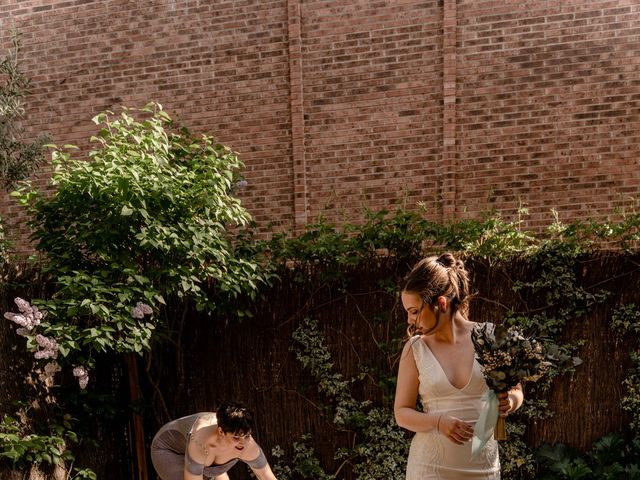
243, 448, 268, 469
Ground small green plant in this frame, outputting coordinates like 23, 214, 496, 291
0, 413, 96, 479
612, 304, 640, 339
0, 415, 68, 466
272, 435, 335, 480
536, 433, 640, 480
0, 27, 48, 189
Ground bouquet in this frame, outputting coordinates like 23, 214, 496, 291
470, 323, 581, 457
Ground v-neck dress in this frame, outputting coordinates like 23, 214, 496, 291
406, 323, 500, 479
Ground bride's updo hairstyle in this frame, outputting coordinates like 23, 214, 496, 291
403, 252, 472, 335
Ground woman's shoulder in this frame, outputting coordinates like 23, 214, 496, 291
402, 335, 424, 352
188, 412, 218, 435
400, 336, 427, 366
238, 437, 262, 461
196, 412, 216, 421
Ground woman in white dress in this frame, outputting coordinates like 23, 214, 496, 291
394, 253, 524, 479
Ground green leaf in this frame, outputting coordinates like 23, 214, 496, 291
120, 205, 134, 216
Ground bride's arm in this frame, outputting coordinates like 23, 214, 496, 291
393, 340, 439, 433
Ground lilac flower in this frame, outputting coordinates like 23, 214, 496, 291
73, 366, 89, 389
4, 313, 29, 328
139, 303, 153, 315
4, 297, 47, 333
34, 334, 58, 359
131, 302, 153, 319
14, 297, 32, 314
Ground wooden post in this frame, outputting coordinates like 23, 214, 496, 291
125, 353, 149, 480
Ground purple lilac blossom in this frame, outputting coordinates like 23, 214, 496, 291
34, 334, 58, 359
131, 302, 152, 319
4, 297, 46, 333
73, 366, 89, 389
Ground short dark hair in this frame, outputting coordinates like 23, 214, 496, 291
216, 401, 255, 434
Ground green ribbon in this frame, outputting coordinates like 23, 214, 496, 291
471, 389, 499, 459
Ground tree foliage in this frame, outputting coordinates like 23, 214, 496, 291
12, 103, 269, 360
0, 27, 48, 188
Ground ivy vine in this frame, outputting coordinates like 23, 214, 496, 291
266, 206, 640, 480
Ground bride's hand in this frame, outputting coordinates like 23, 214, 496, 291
437, 415, 473, 445
498, 392, 513, 417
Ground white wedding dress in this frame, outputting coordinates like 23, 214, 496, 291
406, 326, 500, 479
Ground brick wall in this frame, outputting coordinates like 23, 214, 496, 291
1, 0, 640, 253
455, 0, 640, 229
298, 0, 443, 226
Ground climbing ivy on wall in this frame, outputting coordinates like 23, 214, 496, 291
611, 304, 640, 438
265, 207, 639, 480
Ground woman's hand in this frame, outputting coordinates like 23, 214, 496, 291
437, 415, 473, 445
498, 385, 524, 417
497, 392, 513, 417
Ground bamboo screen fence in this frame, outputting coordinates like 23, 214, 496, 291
1, 253, 637, 479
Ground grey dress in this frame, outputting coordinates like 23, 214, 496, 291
151, 413, 267, 480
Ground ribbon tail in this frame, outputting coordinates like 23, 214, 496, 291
471, 389, 499, 459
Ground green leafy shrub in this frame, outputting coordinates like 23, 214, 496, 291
4, 103, 269, 476
12, 103, 269, 360
536, 433, 640, 480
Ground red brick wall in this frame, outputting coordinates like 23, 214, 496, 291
455, 0, 640, 229
299, 0, 443, 226
1, 0, 640, 253
0, 0, 294, 250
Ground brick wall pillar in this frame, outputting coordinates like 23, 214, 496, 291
288, 0, 307, 232
441, 0, 457, 219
